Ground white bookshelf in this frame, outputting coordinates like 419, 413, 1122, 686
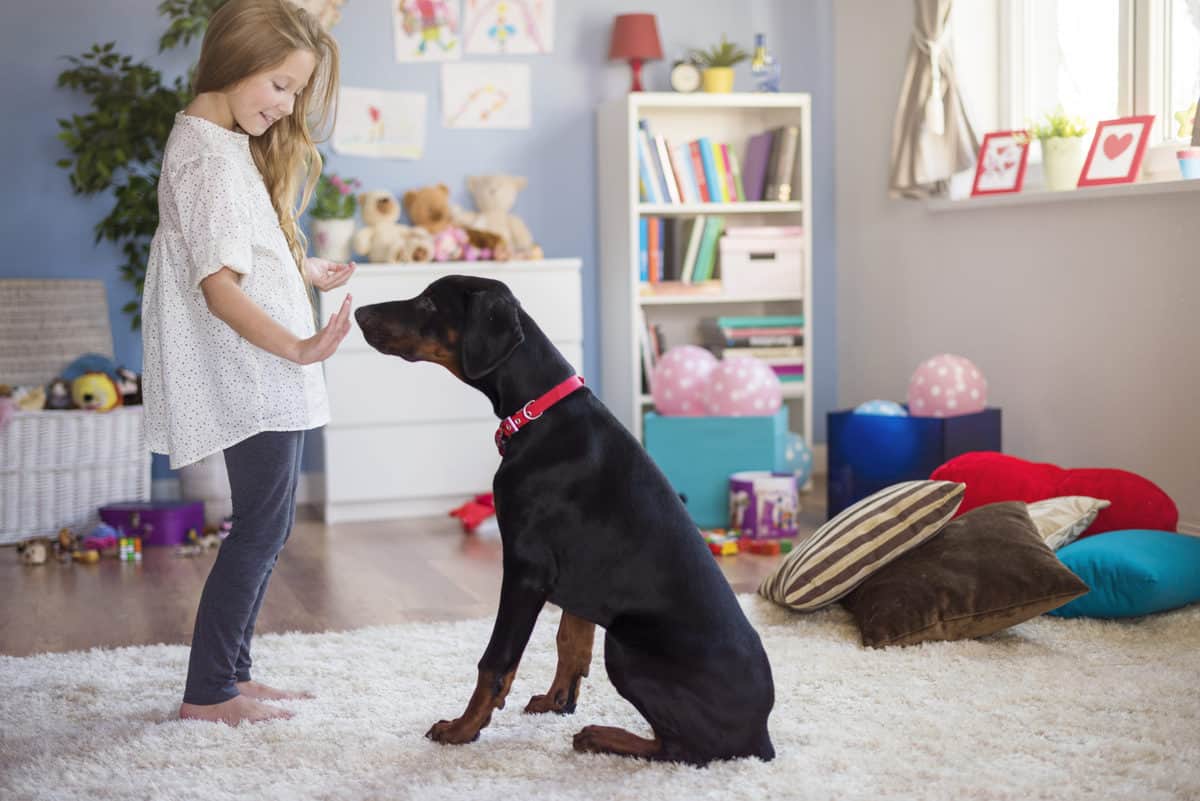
596, 92, 814, 446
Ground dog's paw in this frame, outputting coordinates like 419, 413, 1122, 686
572, 725, 608, 753
524, 690, 576, 715
426, 717, 481, 745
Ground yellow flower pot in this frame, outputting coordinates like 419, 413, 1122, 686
702, 67, 735, 93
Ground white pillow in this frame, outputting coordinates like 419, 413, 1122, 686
1026, 496, 1112, 550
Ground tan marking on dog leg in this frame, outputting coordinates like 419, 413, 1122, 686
525, 613, 594, 714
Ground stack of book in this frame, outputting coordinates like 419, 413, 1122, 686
637, 119, 800, 205
639, 216, 725, 289
700, 315, 805, 384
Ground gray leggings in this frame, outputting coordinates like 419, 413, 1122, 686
183, 429, 304, 705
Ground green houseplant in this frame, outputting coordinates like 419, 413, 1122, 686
309, 170, 361, 262
689, 35, 749, 93
55, 0, 224, 329
1021, 106, 1089, 191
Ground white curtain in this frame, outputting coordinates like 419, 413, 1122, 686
888, 0, 979, 198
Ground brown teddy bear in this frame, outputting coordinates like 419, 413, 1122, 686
460, 174, 543, 260
402, 184, 506, 262
352, 190, 434, 263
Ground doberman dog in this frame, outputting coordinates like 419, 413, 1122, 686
354, 275, 775, 766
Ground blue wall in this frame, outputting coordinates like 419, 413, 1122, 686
1, 0, 835, 478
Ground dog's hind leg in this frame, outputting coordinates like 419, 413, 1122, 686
427, 569, 547, 745
525, 611, 595, 715
573, 725, 663, 759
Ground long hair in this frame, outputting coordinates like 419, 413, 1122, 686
193, 0, 340, 281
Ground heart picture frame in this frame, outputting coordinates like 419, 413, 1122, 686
970, 130, 1031, 197
1077, 115, 1156, 187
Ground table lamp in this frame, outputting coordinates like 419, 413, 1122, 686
609, 13, 663, 93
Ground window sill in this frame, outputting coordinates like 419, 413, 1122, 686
926, 178, 1200, 212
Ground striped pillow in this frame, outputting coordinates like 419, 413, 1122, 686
758, 480, 965, 611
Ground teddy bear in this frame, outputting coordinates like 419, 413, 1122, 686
402, 184, 505, 262
458, 174, 544, 260
351, 190, 434, 263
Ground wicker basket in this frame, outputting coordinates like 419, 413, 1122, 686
0, 406, 151, 544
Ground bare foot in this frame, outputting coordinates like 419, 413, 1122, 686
236, 680, 314, 701
179, 694, 293, 726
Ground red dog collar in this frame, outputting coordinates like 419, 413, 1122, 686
495, 375, 585, 456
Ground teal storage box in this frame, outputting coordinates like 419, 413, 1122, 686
644, 408, 789, 528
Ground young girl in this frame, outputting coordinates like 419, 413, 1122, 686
142, 0, 355, 726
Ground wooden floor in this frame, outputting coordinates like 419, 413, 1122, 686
0, 485, 825, 657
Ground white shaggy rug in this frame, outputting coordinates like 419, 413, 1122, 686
2, 597, 1199, 801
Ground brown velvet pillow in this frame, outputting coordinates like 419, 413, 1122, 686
843, 501, 1089, 648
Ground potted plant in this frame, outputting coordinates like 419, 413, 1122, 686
689, 35, 749, 94
1022, 107, 1089, 191
309, 169, 361, 261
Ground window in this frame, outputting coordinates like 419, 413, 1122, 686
952, 0, 1200, 144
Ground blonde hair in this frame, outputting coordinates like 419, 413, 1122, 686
193, 0, 340, 278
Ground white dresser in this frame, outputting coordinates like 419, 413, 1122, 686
319, 259, 583, 523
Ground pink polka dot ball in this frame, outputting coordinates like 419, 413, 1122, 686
702, 356, 784, 417
906, 354, 987, 418
651, 345, 718, 416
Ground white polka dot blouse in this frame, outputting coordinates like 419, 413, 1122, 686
141, 112, 330, 469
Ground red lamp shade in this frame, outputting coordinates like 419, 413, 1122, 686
608, 13, 663, 92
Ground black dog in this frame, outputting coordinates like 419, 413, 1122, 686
355, 276, 775, 765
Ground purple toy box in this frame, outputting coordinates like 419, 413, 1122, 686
98, 501, 205, 547
729, 471, 800, 540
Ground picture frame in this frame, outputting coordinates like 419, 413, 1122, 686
1077, 115, 1156, 187
970, 130, 1031, 196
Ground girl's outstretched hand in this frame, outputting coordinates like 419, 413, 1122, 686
294, 294, 353, 365
305, 257, 357, 291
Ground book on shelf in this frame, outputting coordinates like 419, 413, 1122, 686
634, 119, 801, 207
764, 125, 800, 202
638, 280, 723, 297
723, 225, 804, 239
701, 315, 805, 348
690, 216, 725, 282
638, 218, 648, 281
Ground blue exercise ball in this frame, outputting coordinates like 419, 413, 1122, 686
854, 399, 908, 417
783, 432, 814, 487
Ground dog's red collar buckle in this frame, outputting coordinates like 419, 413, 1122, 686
495, 375, 585, 456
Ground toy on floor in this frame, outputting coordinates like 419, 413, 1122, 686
175, 526, 223, 557
82, 523, 119, 555
729, 471, 800, 539
700, 528, 740, 556
119, 536, 142, 562
450, 493, 496, 533
740, 538, 794, 556
16, 538, 50, 566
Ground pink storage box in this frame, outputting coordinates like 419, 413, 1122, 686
719, 234, 805, 297
98, 501, 205, 546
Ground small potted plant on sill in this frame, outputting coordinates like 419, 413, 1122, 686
1021, 107, 1089, 191
689, 35, 749, 94
310, 169, 361, 261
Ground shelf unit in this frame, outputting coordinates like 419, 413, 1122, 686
596, 92, 813, 445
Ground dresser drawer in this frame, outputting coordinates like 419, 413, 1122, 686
325, 422, 500, 501
323, 263, 582, 354
326, 343, 583, 425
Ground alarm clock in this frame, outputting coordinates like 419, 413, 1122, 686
669, 60, 702, 93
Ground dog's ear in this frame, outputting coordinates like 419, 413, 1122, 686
462, 289, 525, 379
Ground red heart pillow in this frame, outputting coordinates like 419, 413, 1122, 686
930, 452, 1178, 539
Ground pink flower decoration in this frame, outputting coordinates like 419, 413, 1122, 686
331, 175, 348, 195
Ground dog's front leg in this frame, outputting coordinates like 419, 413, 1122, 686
426, 571, 546, 745
525, 612, 595, 714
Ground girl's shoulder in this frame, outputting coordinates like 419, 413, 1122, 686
163, 112, 250, 177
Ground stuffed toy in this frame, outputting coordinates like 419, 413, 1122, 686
403, 184, 504, 262
71, 372, 122, 412
44, 378, 74, 410
115, 366, 142, 406
460, 174, 543, 260
12, 385, 46, 411
0, 397, 14, 432
17, 538, 50, 566
351, 190, 434, 263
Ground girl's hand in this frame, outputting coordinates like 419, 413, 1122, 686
293, 294, 353, 365
305, 257, 357, 292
